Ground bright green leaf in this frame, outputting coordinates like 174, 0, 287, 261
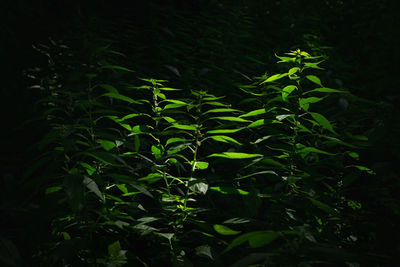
260, 73, 288, 84
298, 97, 324, 111
282, 85, 296, 101
97, 139, 116, 151
240, 108, 267, 118
208, 152, 262, 159
306, 75, 323, 86
209, 135, 242, 145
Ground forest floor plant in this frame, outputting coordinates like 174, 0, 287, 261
25, 41, 375, 266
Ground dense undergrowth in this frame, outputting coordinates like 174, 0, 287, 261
20, 39, 378, 266
2, 1, 399, 266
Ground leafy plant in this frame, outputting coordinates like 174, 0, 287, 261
25, 41, 375, 266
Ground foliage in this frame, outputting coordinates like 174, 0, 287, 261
2, 1, 399, 266
15, 39, 382, 266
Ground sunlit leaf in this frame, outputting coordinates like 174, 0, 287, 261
260, 73, 288, 84
213, 224, 241, 235
97, 139, 116, 151
208, 135, 242, 145
208, 152, 262, 159
206, 128, 244, 134
298, 97, 324, 111
169, 124, 197, 131
288, 67, 300, 76
194, 161, 209, 170
209, 116, 250, 122
306, 75, 323, 86
240, 108, 267, 118
282, 85, 296, 101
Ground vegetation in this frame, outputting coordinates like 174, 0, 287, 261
2, 1, 399, 266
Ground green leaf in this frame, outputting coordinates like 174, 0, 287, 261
97, 139, 116, 151
204, 108, 240, 114
275, 54, 296, 63
213, 224, 241, 235
80, 162, 96, 175
306, 75, 323, 86
161, 99, 187, 105
163, 103, 187, 110
169, 124, 198, 131
288, 67, 300, 76
166, 137, 188, 146
208, 152, 263, 159
62, 232, 71, 240
206, 128, 243, 134
310, 112, 336, 134
138, 173, 163, 183
240, 108, 267, 118
203, 101, 229, 107
347, 151, 359, 160
260, 73, 288, 84
209, 135, 242, 145
209, 116, 250, 122
248, 119, 282, 128
298, 97, 324, 111
209, 186, 249, 195
194, 161, 209, 170
282, 85, 297, 101
151, 145, 163, 160
162, 116, 176, 123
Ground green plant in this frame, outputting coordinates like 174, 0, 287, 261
26, 42, 374, 266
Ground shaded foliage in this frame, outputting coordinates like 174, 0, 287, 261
1, 0, 399, 266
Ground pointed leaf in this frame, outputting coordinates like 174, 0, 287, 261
213, 224, 241, 235
208, 152, 262, 159
298, 97, 324, 111
240, 108, 267, 118
260, 73, 288, 84
209, 135, 242, 145
282, 85, 296, 101
306, 75, 323, 86
310, 112, 336, 134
